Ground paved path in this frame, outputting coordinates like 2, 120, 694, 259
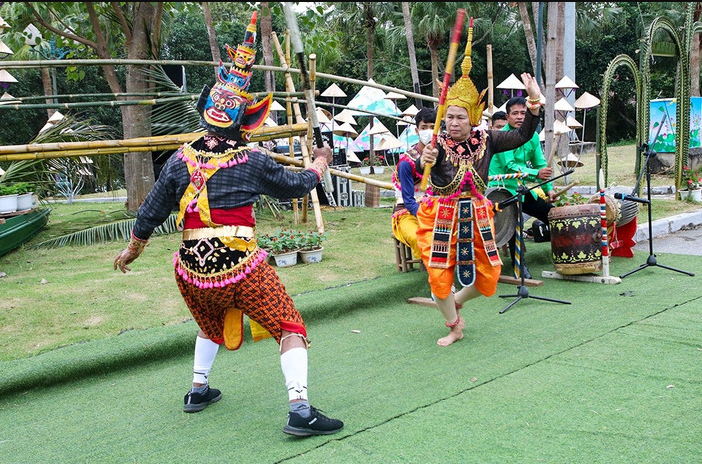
632, 208, 702, 256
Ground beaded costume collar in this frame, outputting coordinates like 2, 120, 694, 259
427, 131, 488, 201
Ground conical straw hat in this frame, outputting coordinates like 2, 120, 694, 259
574, 92, 601, 109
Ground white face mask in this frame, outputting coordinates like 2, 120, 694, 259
418, 129, 433, 145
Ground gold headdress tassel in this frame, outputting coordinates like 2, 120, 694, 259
444, 17, 486, 126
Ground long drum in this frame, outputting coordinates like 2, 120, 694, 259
588, 187, 639, 227
548, 204, 603, 275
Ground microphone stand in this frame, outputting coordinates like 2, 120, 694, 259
496, 170, 574, 314
619, 145, 694, 278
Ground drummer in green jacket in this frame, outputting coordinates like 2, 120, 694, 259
488, 96, 556, 279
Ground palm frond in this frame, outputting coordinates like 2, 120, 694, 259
142, 67, 201, 136
29, 213, 180, 249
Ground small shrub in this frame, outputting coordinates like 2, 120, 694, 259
299, 230, 327, 251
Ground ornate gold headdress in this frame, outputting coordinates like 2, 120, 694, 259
444, 20, 486, 126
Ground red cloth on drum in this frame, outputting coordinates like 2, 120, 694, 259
610, 217, 637, 258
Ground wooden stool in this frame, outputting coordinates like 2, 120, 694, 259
392, 236, 423, 272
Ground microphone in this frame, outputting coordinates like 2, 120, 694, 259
494, 196, 519, 211
613, 192, 650, 204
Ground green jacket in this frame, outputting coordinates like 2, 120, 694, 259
488, 124, 553, 199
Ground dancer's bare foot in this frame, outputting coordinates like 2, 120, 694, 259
437, 317, 465, 346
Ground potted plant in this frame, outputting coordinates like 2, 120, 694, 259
255, 232, 276, 264
373, 155, 385, 175
680, 165, 702, 202
11, 182, 35, 211
298, 230, 327, 263
0, 184, 19, 214
268, 229, 301, 267
359, 157, 371, 175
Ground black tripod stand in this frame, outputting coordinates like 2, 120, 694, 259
496, 173, 573, 314
619, 145, 694, 278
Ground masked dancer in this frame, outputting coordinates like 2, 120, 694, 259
113, 12, 343, 437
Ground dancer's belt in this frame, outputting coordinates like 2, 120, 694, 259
183, 225, 255, 240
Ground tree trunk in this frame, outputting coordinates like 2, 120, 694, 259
518, 2, 538, 77
556, 2, 565, 86
202, 2, 221, 75
260, 2, 276, 96
24, 2, 160, 212
123, 2, 157, 212
486, 44, 494, 112
429, 42, 440, 99
402, 2, 422, 107
40, 67, 55, 119
532, 2, 546, 83
543, 2, 559, 159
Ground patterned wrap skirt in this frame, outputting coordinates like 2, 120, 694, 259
174, 236, 305, 350
416, 198, 501, 300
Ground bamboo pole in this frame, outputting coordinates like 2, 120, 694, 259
273, 30, 324, 231
8, 91, 184, 102
308, 52, 317, 147
261, 149, 392, 190
0, 142, 392, 190
546, 132, 562, 169
0, 124, 308, 156
0, 95, 199, 111
0, 59, 437, 104
487, 44, 494, 114
286, 31, 305, 224
0, 91, 308, 111
282, 41, 300, 224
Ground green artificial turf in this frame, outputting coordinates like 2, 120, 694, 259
1, 243, 701, 463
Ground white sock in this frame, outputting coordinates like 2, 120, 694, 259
192, 336, 219, 385
280, 347, 308, 402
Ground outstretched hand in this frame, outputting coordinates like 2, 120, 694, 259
520, 72, 542, 101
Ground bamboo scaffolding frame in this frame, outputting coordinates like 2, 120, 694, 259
0, 146, 392, 189
0, 124, 308, 156
0, 59, 436, 104
0, 57, 398, 206
272, 30, 323, 231
0, 133, 393, 190
284, 32, 300, 224
5, 91, 185, 102
0, 95, 198, 111
0, 92, 308, 111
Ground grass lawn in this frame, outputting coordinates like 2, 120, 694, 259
1, 143, 700, 362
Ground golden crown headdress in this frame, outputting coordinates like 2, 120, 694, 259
445, 20, 486, 126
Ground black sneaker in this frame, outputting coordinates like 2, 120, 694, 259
283, 406, 344, 436
183, 385, 222, 413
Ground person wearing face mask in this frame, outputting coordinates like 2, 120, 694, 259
414, 27, 543, 347
488, 97, 556, 280
391, 106, 437, 260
